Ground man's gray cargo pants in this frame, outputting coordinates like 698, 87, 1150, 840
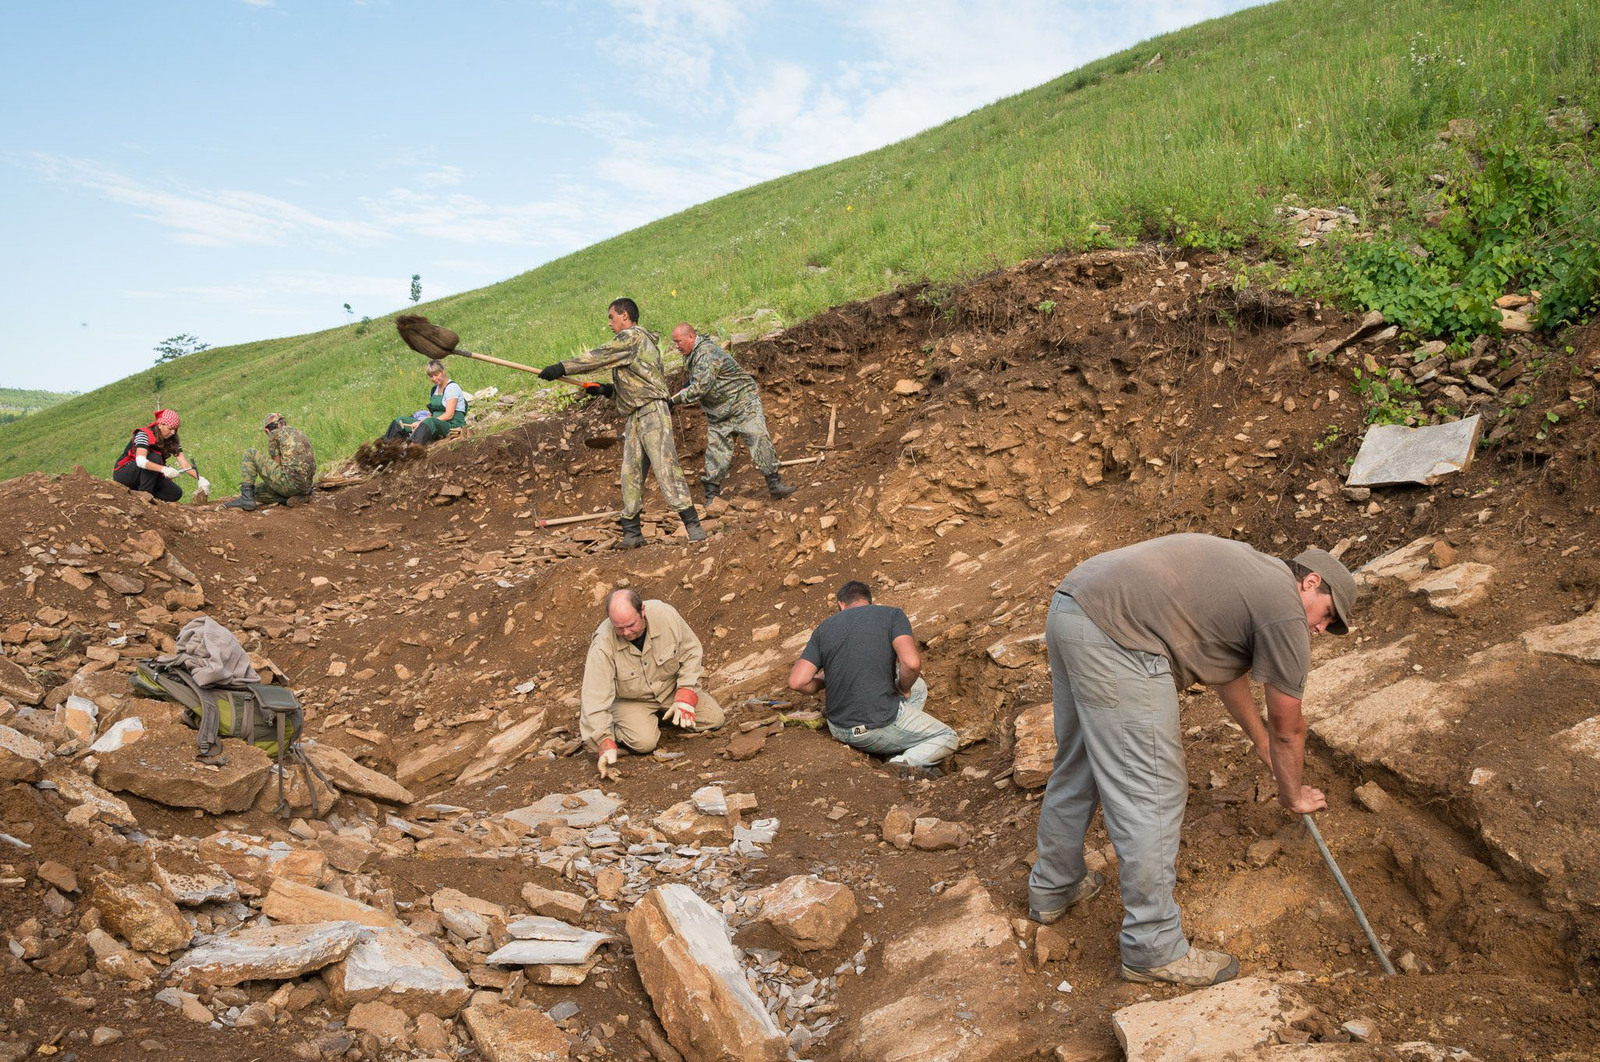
1028, 593, 1191, 969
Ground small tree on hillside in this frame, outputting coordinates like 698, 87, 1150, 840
153, 333, 209, 365
410, 274, 422, 303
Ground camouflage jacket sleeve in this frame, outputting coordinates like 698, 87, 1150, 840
670, 346, 720, 406
560, 330, 641, 377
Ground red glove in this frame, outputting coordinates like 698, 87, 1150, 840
665, 689, 698, 728
596, 737, 619, 778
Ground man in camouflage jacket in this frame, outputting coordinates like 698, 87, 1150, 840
540, 298, 707, 548
225, 413, 316, 511
669, 324, 796, 502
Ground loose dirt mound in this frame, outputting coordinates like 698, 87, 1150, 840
2, 247, 1597, 1061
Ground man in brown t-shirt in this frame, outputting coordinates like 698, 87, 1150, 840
1028, 534, 1354, 988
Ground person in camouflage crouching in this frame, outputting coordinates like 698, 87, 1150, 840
539, 298, 708, 549
224, 413, 316, 511
668, 323, 795, 503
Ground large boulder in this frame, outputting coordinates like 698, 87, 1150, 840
461, 1003, 571, 1062
89, 873, 193, 954
323, 927, 471, 1017
168, 921, 367, 987
95, 725, 272, 814
752, 875, 857, 951
626, 884, 786, 1062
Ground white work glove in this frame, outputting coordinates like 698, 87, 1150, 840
664, 689, 698, 728
596, 740, 619, 780
161, 466, 182, 480
196, 476, 211, 493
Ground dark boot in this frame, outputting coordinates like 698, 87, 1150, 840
702, 480, 721, 503
223, 483, 257, 511
679, 507, 708, 542
765, 472, 797, 499
614, 515, 645, 550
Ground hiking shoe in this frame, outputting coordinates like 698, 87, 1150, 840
195, 749, 231, 767
1122, 946, 1239, 987
890, 761, 943, 780
1028, 869, 1105, 924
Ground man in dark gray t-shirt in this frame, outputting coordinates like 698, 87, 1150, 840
1029, 534, 1355, 990
788, 580, 957, 774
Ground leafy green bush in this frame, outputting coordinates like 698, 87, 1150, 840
1343, 142, 1600, 337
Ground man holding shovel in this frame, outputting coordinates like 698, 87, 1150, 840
540, 298, 706, 548
1028, 534, 1354, 988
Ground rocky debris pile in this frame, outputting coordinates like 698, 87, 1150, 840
1278, 204, 1362, 248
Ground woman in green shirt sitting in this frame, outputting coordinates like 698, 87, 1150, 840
385, 360, 468, 444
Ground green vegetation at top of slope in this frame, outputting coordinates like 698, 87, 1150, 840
4, 0, 1596, 496
0, 387, 79, 412
0, 387, 80, 428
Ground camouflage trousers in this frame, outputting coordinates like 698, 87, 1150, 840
620, 401, 692, 518
241, 448, 312, 503
703, 402, 781, 485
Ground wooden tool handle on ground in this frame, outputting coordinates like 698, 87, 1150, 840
535, 509, 622, 528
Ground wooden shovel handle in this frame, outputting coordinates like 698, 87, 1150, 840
455, 348, 595, 391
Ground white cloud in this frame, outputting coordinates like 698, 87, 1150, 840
27, 153, 389, 247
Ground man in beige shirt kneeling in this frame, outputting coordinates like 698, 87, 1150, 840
580, 589, 724, 778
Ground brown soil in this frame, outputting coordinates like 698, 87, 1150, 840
2, 246, 1598, 1061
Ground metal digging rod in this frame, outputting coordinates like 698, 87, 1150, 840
1302, 813, 1397, 975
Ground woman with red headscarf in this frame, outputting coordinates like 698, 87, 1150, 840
112, 409, 209, 502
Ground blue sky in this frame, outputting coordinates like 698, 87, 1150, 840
1, 0, 1265, 392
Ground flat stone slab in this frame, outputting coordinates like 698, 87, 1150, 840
654, 799, 732, 843
839, 876, 1027, 1062
462, 1002, 571, 1062
627, 884, 786, 1062
1012, 702, 1055, 789
1306, 676, 1460, 781
148, 841, 240, 906
1346, 414, 1480, 487
987, 631, 1046, 669
1521, 610, 1600, 665
486, 921, 613, 967
1113, 976, 1305, 1062
0, 657, 44, 705
1356, 537, 1435, 588
1411, 563, 1495, 615
44, 764, 137, 828
96, 725, 273, 814
168, 921, 366, 987
262, 877, 399, 928
1554, 716, 1600, 764
504, 789, 621, 830
0, 724, 47, 783
302, 744, 415, 805
324, 927, 471, 1017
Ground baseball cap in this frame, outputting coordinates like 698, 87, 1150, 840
1293, 547, 1356, 635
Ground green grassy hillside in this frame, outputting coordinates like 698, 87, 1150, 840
4, 0, 1595, 494
0, 388, 77, 426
